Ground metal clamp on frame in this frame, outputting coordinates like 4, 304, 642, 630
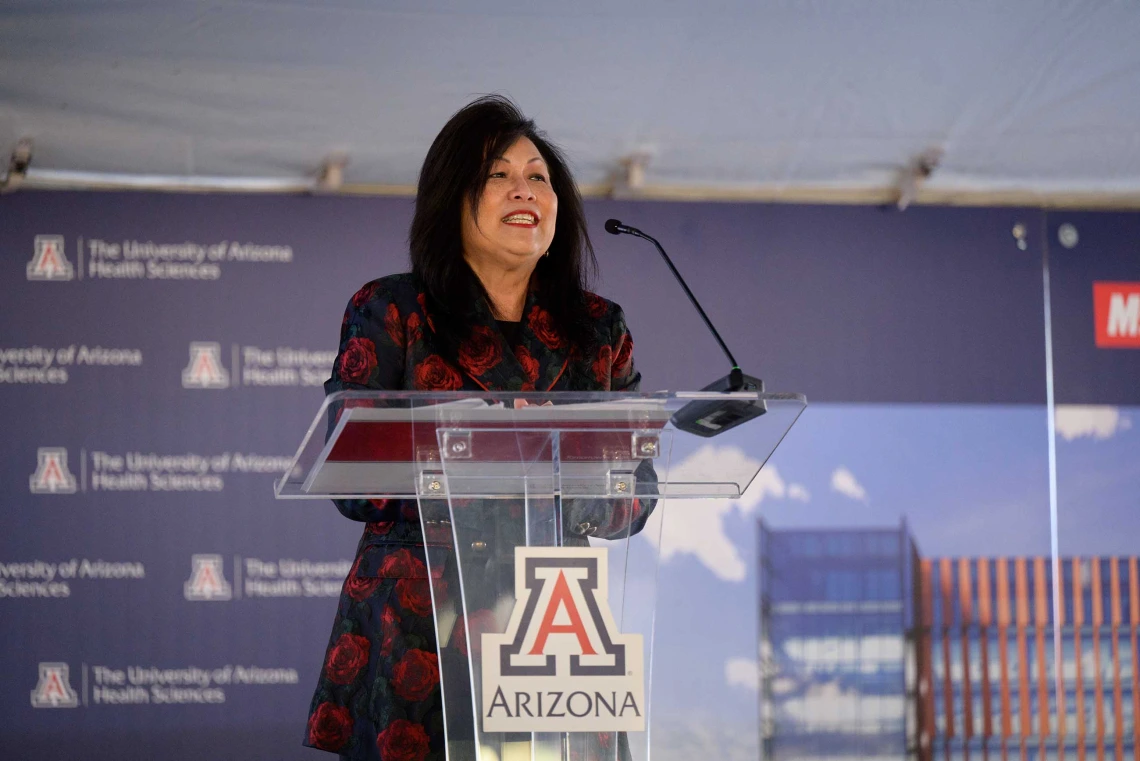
631, 432, 660, 459
440, 430, 473, 460
418, 470, 447, 497
607, 470, 637, 497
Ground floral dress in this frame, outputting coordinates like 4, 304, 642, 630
304, 274, 650, 761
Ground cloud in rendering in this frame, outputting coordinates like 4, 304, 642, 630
830, 466, 868, 503
1055, 405, 1132, 441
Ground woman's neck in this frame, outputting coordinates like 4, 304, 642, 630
467, 260, 533, 321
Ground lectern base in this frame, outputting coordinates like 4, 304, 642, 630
446, 740, 566, 761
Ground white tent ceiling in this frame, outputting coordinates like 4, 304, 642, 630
3, 0, 1140, 198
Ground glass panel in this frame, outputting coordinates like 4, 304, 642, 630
1045, 211, 1140, 761
759, 405, 1054, 761
750, 209, 1054, 761
276, 389, 808, 760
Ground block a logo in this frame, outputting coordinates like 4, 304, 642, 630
29, 447, 78, 494
1094, 282, 1140, 348
26, 236, 74, 281
181, 342, 230, 388
184, 554, 232, 601
481, 547, 644, 733
31, 663, 79, 708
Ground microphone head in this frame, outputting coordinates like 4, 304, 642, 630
604, 219, 623, 235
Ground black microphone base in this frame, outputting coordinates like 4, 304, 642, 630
671, 373, 767, 438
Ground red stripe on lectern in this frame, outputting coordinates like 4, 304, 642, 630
327, 420, 653, 462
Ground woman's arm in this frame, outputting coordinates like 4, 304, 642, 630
566, 307, 659, 540
325, 279, 408, 522
609, 307, 641, 393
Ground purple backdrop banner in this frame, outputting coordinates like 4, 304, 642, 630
1, 190, 1135, 759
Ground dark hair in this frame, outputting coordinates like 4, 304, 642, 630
409, 94, 598, 363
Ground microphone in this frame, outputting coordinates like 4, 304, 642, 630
604, 218, 766, 437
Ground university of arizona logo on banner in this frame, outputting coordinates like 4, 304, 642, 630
26, 235, 74, 281
481, 547, 644, 732
184, 554, 232, 601
29, 447, 78, 494
30, 663, 79, 708
182, 342, 230, 389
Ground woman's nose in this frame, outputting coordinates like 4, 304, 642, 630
508, 176, 536, 201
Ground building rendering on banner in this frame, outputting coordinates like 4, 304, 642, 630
758, 522, 1140, 761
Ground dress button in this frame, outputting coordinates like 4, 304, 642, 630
471, 541, 488, 551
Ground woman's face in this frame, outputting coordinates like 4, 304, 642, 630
461, 136, 558, 275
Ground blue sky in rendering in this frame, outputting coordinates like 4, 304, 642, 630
638, 402, 1137, 761
1053, 405, 1140, 555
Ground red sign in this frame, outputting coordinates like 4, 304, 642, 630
1093, 282, 1140, 348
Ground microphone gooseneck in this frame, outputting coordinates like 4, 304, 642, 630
604, 218, 743, 388
605, 217, 767, 437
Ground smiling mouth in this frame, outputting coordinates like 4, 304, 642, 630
502, 212, 538, 226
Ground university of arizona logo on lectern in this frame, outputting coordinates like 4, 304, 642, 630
29, 447, 78, 494
31, 663, 79, 708
184, 555, 232, 601
26, 236, 74, 281
181, 342, 230, 389
481, 547, 645, 732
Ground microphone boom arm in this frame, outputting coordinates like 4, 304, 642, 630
605, 220, 745, 391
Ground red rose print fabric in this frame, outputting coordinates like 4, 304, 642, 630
592, 344, 613, 387
324, 633, 370, 685
336, 337, 376, 385
528, 304, 565, 349
377, 547, 422, 578
307, 702, 353, 751
391, 649, 439, 702
384, 302, 404, 347
395, 578, 432, 617
413, 354, 462, 390
451, 608, 497, 657
343, 558, 382, 602
376, 719, 430, 761
458, 325, 502, 377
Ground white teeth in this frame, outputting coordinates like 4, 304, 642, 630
503, 214, 536, 224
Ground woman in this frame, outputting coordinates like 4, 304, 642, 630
304, 95, 651, 761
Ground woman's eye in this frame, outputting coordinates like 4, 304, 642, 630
489, 172, 507, 179
530, 175, 548, 183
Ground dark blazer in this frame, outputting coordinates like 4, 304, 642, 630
304, 274, 650, 761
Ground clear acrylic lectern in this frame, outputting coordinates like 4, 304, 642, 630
277, 390, 805, 761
